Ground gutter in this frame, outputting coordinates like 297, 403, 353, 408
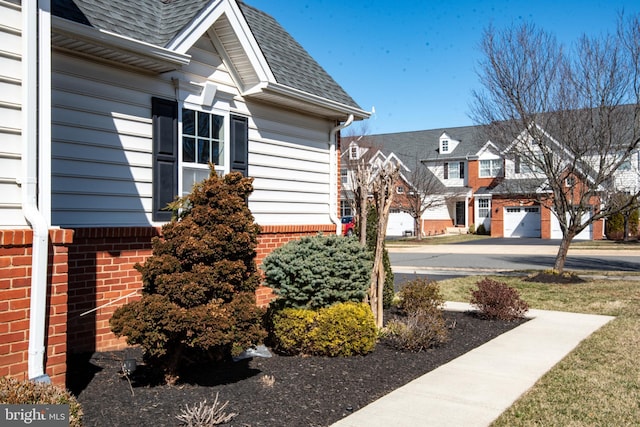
22, 0, 51, 383
244, 82, 370, 120
329, 115, 354, 235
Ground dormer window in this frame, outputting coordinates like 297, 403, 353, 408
441, 140, 449, 153
349, 146, 358, 160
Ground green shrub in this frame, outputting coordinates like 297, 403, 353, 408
270, 302, 377, 356
308, 302, 377, 356
470, 277, 529, 320
386, 278, 449, 351
110, 167, 266, 380
396, 277, 444, 315
269, 308, 317, 355
0, 377, 83, 427
476, 224, 487, 235
468, 223, 475, 234
262, 234, 372, 309
606, 209, 639, 240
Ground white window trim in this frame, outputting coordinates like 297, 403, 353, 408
179, 103, 230, 196
479, 159, 503, 178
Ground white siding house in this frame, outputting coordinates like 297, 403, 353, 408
0, 0, 369, 385
0, 1, 26, 227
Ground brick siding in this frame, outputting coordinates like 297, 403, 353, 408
0, 229, 73, 387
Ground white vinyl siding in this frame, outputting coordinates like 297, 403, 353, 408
50, 30, 337, 228
246, 104, 332, 225
0, 1, 26, 226
52, 53, 171, 227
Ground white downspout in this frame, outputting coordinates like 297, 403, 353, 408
330, 115, 354, 235
22, 0, 51, 382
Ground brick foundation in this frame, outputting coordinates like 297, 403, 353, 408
66, 227, 158, 354
0, 229, 73, 387
0, 222, 337, 388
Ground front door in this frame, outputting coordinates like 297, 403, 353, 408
455, 201, 465, 226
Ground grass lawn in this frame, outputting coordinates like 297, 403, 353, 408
437, 275, 640, 426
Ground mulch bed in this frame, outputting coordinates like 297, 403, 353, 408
68, 311, 525, 427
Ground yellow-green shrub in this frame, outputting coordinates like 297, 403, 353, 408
0, 376, 83, 427
270, 302, 377, 356
270, 308, 317, 355
308, 302, 377, 356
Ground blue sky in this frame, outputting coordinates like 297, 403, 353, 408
248, 0, 640, 135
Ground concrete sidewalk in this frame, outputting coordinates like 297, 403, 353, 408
331, 302, 614, 427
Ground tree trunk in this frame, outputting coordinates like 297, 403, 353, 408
553, 233, 574, 273
414, 216, 422, 240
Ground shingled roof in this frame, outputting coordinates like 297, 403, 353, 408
51, 0, 362, 111
364, 125, 491, 167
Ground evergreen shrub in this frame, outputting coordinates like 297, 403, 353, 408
261, 234, 372, 309
0, 377, 83, 427
470, 277, 529, 320
606, 210, 639, 240
270, 302, 377, 356
110, 167, 266, 380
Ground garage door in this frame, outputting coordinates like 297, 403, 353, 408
387, 211, 414, 237
504, 206, 541, 238
550, 211, 592, 240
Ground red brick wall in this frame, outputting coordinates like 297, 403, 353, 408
420, 219, 454, 236
0, 229, 73, 387
66, 227, 157, 353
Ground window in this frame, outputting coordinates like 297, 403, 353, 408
340, 201, 352, 217
397, 185, 405, 194
350, 146, 358, 160
341, 169, 348, 184
182, 109, 224, 195
441, 140, 449, 153
444, 161, 464, 179
478, 198, 490, 218
479, 159, 503, 177
515, 155, 540, 174
565, 177, 575, 187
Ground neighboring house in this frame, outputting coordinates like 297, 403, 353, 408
0, 0, 368, 385
345, 125, 639, 239
340, 141, 414, 236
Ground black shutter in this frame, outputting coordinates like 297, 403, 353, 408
515, 156, 521, 174
151, 97, 178, 222
230, 114, 249, 176
443, 162, 448, 179
460, 161, 465, 179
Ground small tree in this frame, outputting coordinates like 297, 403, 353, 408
110, 167, 266, 381
365, 205, 394, 309
369, 160, 401, 327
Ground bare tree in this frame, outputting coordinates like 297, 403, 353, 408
472, 17, 640, 272
369, 160, 401, 327
403, 158, 446, 240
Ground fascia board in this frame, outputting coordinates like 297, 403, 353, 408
51, 16, 191, 67
249, 81, 371, 120
167, 0, 275, 82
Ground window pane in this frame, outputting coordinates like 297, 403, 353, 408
198, 138, 210, 164
183, 110, 195, 136
211, 141, 220, 164
212, 115, 224, 140
198, 111, 210, 137
183, 137, 195, 162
